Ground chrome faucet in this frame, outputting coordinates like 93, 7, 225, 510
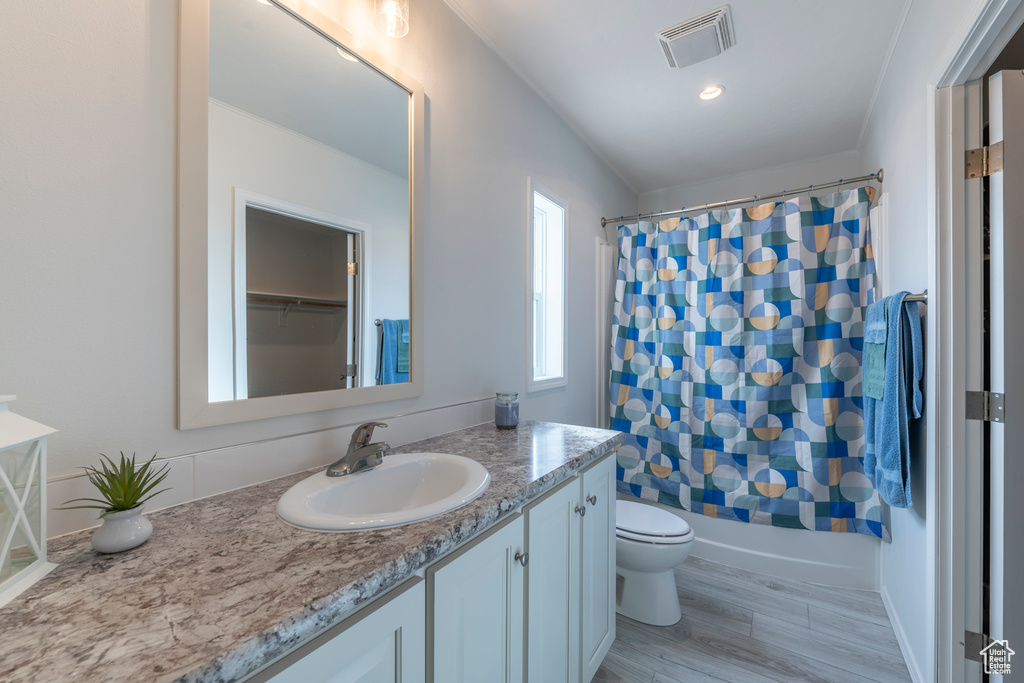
327, 422, 391, 477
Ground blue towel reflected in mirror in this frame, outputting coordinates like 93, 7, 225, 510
377, 318, 410, 385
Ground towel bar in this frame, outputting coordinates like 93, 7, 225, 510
904, 291, 927, 303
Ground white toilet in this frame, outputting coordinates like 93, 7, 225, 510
615, 499, 695, 626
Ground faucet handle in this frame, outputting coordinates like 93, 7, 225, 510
350, 421, 387, 447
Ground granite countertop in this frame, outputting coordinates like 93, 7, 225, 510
0, 420, 622, 683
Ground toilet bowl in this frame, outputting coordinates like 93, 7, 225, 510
615, 499, 695, 626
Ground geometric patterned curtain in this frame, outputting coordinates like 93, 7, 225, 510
611, 187, 888, 540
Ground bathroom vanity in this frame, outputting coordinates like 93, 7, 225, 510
0, 421, 621, 682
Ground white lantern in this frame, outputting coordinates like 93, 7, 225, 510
0, 395, 57, 608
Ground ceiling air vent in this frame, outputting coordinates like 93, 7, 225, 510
657, 5, 735, 69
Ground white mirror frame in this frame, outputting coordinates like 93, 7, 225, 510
177, 0, 424, 429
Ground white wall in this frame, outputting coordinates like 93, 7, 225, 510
638, 150, 861, 213
0, 0, 634, 537
635, 151, 882, 591
858, 2, 992, 681
207, 101, 410, 396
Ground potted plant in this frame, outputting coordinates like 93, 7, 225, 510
59, 453, 170, 553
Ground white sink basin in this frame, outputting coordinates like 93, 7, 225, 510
277, 452, 490, 532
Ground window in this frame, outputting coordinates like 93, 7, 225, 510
528, 181, 566, 391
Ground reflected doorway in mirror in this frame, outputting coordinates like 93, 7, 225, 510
228, 191, 369, 400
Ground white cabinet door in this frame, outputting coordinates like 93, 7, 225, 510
525, 479, 580, 683
580, 454, 616, 683
253, 577, 425, 683
429, 514, 525, 683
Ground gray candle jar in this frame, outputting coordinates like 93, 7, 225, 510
495, 392, 519, 429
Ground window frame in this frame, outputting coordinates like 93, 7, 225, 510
526, 177, 568, 393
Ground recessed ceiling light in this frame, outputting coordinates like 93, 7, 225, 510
699, 85, 725, 100
336, 46, 359, 62
256, 0, 272, 4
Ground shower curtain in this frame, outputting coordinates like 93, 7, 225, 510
610, 187, 888, 540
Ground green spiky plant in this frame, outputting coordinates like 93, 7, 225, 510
58, 452, 171, 517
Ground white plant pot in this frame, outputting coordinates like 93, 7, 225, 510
91, 505, 152, 554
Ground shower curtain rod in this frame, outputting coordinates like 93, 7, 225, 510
600, 168, 884, 228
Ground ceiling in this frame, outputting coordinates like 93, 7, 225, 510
444, 0, 909, 193
210, 0, 409, 178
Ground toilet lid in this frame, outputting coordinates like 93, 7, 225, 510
616, 500, 692, 543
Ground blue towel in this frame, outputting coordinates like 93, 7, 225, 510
377, 319, 409, 385
863, 296, 890, 400
864, 296, 889, 343
864, 292, 923, 508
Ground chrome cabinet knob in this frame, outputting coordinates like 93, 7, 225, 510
586, 494, 597, 506
575, 504, 587, 517
515, 551, 529, 567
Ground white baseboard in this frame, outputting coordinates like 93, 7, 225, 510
881, 584, 925, 683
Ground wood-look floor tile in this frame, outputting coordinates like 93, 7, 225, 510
673, 565, 810, 628
612, 619, 780, 683
599, 556, 912, 683
681, 556, 889, 626
652, 669, 726, 683
750, 613, 912, 683
808, 602, 902, 653
616, 612, 870, 683
592, 649, 656, 683
674, 583, 755, 637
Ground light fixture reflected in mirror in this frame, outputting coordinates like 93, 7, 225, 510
374, 0, 409, 38
337, 46, 359, 62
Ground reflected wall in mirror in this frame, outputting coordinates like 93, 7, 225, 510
178, 0, 424, 428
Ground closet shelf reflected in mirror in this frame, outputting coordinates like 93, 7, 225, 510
246, 292, 348, 309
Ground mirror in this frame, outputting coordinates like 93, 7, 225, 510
178, 0, 424, 429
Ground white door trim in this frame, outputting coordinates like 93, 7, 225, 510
930, 2, 1024, 681
594, 239, 615, 428
231, 188, 371, 398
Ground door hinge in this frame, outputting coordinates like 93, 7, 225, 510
340, 364, 357, 379
965, 391, 1005, 422
965, 140, 1004, 178
347, 262, 358, 275
964, 630, 992, 663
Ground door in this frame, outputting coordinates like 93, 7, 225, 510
986, 70, 1024, 680
579, 454, 616, 682
429, 514, 525, 683
525, 479, 580, 683
252, 578, 425, 683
